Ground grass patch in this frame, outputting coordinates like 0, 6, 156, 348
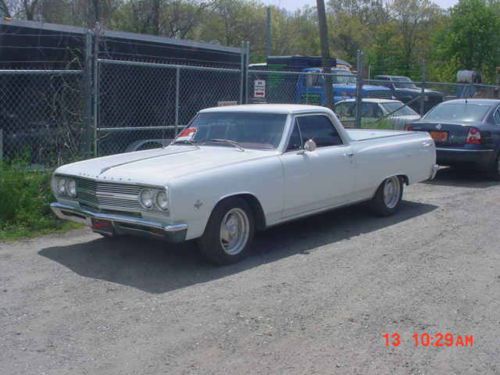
0, 161, 81, 241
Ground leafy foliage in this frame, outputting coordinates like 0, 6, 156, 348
1, 0, 499, 82
433, 0, 500, 83
0, 161, 78, 240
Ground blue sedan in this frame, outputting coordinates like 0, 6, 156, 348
406, 99, 500, 179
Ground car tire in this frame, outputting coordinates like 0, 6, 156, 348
488, 153, 500, 181
370, 176, 404, 216
197, 197, 255, 265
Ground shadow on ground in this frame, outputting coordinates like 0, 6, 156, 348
425, 167, 499, 189
39, 200, 437, 294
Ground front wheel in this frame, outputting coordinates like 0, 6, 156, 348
197, 197, 255, 265
369, 176, 404, 216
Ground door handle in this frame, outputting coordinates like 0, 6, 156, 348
345, 152, 354, 158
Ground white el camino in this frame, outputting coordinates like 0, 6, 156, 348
51, 104, 438, 264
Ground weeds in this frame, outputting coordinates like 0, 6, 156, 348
0, 161, 79, 241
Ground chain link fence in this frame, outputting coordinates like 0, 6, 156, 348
0, 70, 85, 166
1, 31, 499, 168
96, 59, 243, 156
248, 68, 500, 130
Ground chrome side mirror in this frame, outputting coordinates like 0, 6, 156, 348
304, 139, 317, 152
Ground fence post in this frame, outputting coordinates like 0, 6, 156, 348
420, 62, 427, 116
244, 41, 250, 104
81, 29, 93, 159
93, 23, 100, 157
355, 50, 364, 129
174, 66, 180, 136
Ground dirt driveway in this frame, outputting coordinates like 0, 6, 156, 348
1, 169, 499, 374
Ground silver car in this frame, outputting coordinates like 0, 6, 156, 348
335, 98, 421, 130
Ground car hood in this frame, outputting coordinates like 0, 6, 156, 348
55, 145, 276, 186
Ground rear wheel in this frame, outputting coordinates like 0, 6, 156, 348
197, 197, 255, 265
370, 176, 404, 216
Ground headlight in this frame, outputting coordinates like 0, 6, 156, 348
57, 177, 67, 195
139, 189, 155, 209
156, 190, 169, 211
66, 179, 77, 198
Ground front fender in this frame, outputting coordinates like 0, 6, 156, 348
168, 158, 284, 240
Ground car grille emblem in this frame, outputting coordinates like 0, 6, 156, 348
436, 124, 442, 130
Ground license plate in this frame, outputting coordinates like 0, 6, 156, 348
430, 131, 448, 143
91, 218, 114, 234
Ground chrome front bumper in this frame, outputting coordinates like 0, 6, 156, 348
430, 164, 440, 180
50, 202, 188, 242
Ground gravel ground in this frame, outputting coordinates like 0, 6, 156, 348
1, 168, 499, 375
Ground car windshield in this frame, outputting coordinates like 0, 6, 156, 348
332, 71, 356, 85
423, 102, 490, 123
176, 112, 287, 150
392, 77, 418, 89
382, 102, 419, 116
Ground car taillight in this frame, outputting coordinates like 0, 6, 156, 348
466, 127, 481, 144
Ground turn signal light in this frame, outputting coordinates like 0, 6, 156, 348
466, 127, 481, 144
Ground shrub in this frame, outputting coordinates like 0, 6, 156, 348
0, 161, 76, 240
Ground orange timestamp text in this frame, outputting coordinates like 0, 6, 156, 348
383, 332, 474, 348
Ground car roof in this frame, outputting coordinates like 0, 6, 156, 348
439, 99, 500, 106
200, 104, 333, 115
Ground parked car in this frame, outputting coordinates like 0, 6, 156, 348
51, 104, 438, 264
374, 75, 444, 113
334, 98, 421, 129
406, 99, 500, 179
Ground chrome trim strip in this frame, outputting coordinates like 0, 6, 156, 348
50, 202, 187, 233
435, 148, 495, 153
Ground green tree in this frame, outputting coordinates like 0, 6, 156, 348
434, 0, 499, 83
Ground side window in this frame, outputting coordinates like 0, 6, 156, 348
305, 73, 322, 88
286, 120, 303, 151
493, 107, 500, 125
362, 103, 383, 118
335, 103, 355, 118
297, 115, 343, 147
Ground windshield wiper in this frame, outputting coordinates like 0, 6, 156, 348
204, 138, 245, 151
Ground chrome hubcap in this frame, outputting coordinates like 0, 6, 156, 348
383, 177, 401, 209
220, 208, 250, 255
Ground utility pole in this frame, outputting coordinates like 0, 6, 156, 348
316, 0, 333, 110
265, 6, 272, 58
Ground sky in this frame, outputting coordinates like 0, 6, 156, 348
261, 0, 459, 11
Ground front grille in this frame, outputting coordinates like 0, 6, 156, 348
75, 177, 142, 213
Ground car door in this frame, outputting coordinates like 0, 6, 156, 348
279, 114, 355, 219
